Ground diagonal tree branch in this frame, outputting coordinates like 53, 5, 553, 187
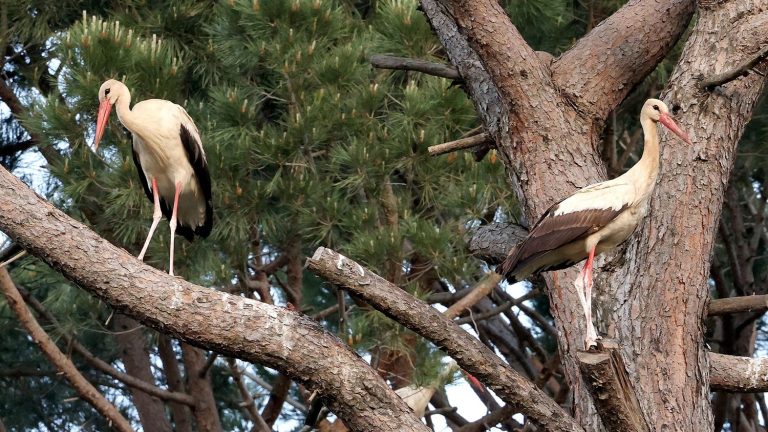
306, 246, 584, 432
0, 166, 428, 432
0, 268, 133, 432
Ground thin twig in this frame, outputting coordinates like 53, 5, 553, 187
427, 132, 492, 156
0, 269, 133, 431
370, 54, 461, 80
700, 45, 768, 90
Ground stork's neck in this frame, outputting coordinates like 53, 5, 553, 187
113, 89, 138, 132
623, 115, 660, 190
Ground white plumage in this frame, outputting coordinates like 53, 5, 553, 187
93, 79, 212, 276
498, 98, 691, 348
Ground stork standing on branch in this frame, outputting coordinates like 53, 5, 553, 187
497, 99, 691, 348
93, 79, 213, 276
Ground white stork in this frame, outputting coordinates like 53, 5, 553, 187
93, 79, 213, 276
497, 98, 691, 348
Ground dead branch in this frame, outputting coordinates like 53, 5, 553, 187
709, 295, 768, 316
242, 370, 307, 413
306, 247, 584, 432
369, 54, 461, 80
200, 353, 219, 378
710, 353, 768, 392
700, 46, 768, 90
18, 286, 196, 407
576, 340, 649, 432
427, 132, 492, 156
0, 268, 133, 432
0, 167, 428, 432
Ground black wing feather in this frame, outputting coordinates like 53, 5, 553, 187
497, 201, 626, 281
179, 124, 213, 238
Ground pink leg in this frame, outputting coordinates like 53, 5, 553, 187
138, 178, 162, 261
169, 181, 182, 276
582, 245, 599, 348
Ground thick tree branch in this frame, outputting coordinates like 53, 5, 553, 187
369, 54, 461, 80
427, 132, 492, 156
576, 340, 649, 432
552, 0, 695, 118
0, 268, 133, 432
700, 46, 768, 90
306, 247, 584, 432
0, 167, 428, 432
710, 353, 768, 392
465, 222, 528, 265
18, 286, 196, 406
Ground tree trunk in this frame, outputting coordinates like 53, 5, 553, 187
158, 335, 193, 432
422, 0, 768, 429
181, 343, 222, 432
597, 1, 768, 429
112, 313, 173, 432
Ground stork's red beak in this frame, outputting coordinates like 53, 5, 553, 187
93, 99, 112, 151
658, 113, 692, 145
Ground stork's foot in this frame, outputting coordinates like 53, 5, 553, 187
584, 324, 601, 350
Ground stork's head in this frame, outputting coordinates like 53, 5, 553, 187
93, 79, 128, 151
642, 98, 692, 145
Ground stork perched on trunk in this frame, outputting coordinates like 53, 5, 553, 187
93, 79, 213, 276
497, 99, 691, 348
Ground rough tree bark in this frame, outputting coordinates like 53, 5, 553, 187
0, 167, 429, 432
421, 0, 768, 430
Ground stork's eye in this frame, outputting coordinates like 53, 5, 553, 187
652, 104, 659, 111
105, 88, 111, 95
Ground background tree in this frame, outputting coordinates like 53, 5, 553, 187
1, 0, 767, 431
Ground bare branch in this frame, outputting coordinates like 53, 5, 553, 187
0, 166, 428, 432
444, 272, 502, 319
427, 132, 492, 157
0, 139, 36, 157
700, 46, 768, 90
577, 340, 649, 432
200, 353, 219, 378
709, 295, 768, 316
453, 405, 517, 432
370, 54, 461, 80
0, 268, 133, 432
306, 247, 584, 432
710, 353, 768, 392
